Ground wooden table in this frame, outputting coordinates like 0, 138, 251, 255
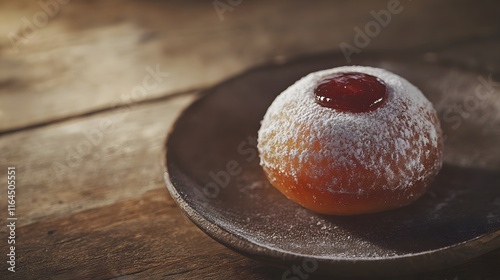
1, 1, 499, 279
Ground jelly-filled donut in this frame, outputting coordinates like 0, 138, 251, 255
257, 66, 443, 215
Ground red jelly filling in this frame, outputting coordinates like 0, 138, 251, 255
314, 72, 387, 113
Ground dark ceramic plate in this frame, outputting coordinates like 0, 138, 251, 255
163, 51, 500, 277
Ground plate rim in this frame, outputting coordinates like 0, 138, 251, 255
161, 50, 500, 276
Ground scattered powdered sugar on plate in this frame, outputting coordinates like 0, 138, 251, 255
257, 66, 443, 195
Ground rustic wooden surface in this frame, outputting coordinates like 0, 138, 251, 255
0, 0, 499, 279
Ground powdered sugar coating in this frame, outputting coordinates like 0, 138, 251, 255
257, 66, 443, 205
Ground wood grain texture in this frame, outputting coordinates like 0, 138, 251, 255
2, 186, 499, 280
0, 91, 499, 280
1, 0, 500, 132
8, 188, 275, 280
0, 93, 196, 226
1, 0, 499, 279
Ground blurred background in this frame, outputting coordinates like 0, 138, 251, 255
0, 0, 499, 279
1, 0, 499, 131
